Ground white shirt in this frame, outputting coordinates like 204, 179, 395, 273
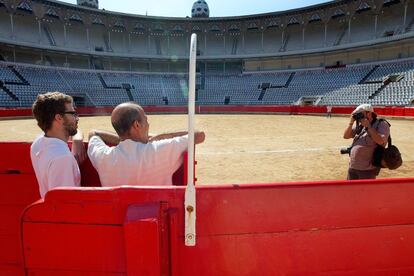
30, 135, 81, 198
87, 135, 188, 187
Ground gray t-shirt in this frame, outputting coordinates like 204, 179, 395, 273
349, 120, 390, 171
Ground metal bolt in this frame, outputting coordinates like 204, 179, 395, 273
186, 205, 194, 213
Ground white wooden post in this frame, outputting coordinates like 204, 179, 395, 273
185, 33, 197, 246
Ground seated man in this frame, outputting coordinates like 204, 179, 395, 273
31, 92, 86, 198
87, 102, 205, 186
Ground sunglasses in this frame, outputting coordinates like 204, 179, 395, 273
63, 111, 78, 117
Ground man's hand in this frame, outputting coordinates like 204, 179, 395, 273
195, 131, 205, 144
349, 114, 356, 125
343, 115, 356, 139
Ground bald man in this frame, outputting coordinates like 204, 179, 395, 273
87, 102, 205, 186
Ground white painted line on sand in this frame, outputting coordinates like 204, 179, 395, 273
199, 146, 343, 155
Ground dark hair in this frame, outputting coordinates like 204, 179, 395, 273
32, 92, 73, 132
111, 105, 142, 137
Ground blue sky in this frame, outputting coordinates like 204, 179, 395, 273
62, 0, 332, 17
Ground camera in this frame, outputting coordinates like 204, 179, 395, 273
352, 112, 365, 121
340, 146, 352, 155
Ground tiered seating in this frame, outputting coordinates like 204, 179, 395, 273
0, 66, 19, 82
0, 60, 413, 108
319, 60, 414, 106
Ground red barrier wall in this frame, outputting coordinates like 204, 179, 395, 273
20, 178, 414, 275
1, 106, 413, 118
0, 142, 189, 276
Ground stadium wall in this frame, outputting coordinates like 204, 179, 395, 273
1, 106, 414, 118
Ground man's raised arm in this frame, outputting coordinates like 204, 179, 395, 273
88, 129, 120, 145
149, 131, 205, 144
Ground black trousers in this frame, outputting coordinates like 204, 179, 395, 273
347, 168, 380, 180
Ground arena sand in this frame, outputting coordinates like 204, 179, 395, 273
0, 114, 412, 184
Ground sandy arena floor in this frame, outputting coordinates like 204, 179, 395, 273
0, 114, 413, 184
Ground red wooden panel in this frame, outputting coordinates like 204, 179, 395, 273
0, 235, 21, 265
19, 178, 414, 275
22, 188, 178, 225
79, 154, 101, 187
23, 223, 126, 273
0, 205, 27, 235
199, 105, 292, 114
404, 108, 414, 116
0, 109, 32, 117
0, 142, 33, 174
394, 107, 405, 116
0, 175, 39, 204
124, 203, 170, 275
77, 106, 113, 115
332, 106, 355, 115
23, 179, 414, 234
25, 270, 124, 276
298, 106, 326, 114
384, 107, 393, 115
173, 225, 414, 275
192, 181, 414, 235
0, 264, 24, 276
144, 106, 187, 113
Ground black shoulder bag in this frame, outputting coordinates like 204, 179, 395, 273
372, 119, 403, 170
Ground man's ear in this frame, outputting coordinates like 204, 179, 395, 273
135, 120, 143, 129
55, 113, 64, 123
130, 120, 141, 133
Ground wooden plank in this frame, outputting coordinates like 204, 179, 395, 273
0, 205, 28, 235
0, 142, 34, 174
124, 202, 170, 275
26, 269, 125, 275
23, 223, 126, 273
173, 224, 414, 275
193, 181, 414, 235
0, 174, 39, 204
0, 264, 24, 276
0, 234, 21, 265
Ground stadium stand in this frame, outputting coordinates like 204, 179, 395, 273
0, 0, 413, 109
0, 58, 413, 107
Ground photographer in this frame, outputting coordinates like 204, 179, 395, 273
343, 104, 390, 180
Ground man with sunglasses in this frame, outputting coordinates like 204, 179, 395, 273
343, 103, 390, 180
31, 92, 86, 198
